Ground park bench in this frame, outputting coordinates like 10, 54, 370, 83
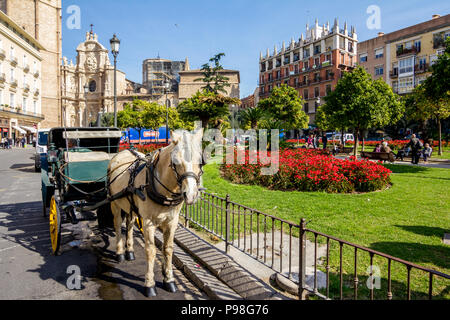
328, 146, 354, 155
360, 151, 395, 163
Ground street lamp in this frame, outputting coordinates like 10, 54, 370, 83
84, 84, 89, 127
110, 34, 120, 127
164, 80, 171, 144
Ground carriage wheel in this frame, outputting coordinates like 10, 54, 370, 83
49, 195, 62, 256
136, 217, 144, 235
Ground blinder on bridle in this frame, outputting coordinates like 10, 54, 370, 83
169, 151, 207, 187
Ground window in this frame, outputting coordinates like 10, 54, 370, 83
23, 74, 26, 85
10, 68, 14, 82
33, 61, 37, 73
304, 102, 309, 113
375, 48, 383, 59
293, 52, 299, 62
10, 93, 14, 107
314, 58, 319, 67
294, 64, 299, 74
276, 70, 280, 79
375, 66, 384, 76
325, 54, 331, 62
0, 90, 3, 104
326, 84, 332, 94
34, 78, 37, 90
348, 41, 353, 53
398, 77, 414, 94
294, 78, 299, 86
284, 56, 290, 64
303, 89, 309, 99
22, 97, 26, 111
303, 48, 310, 58
23, 54, 27, 66
303, 61, 309, 70
314, 45, 321, 55
10, 46, 14, 58
314, 72, 320, 82
34, 100, 37, 113
405, 41, 412, 50
399, 57, 414, 74
89, 80, 96, 92
414, 40, 421, 52
314, 87, 320, 98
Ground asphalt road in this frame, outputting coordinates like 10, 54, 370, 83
0, 148, 207, 300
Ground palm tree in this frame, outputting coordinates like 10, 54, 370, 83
240, 107, 265, 129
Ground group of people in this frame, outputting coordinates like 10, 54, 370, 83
396, 134, 433, 164
374, 134, 433, 164
305, 133, 328, 150
0, 136, 28, 149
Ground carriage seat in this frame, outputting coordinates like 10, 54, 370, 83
64, 151, 111, 163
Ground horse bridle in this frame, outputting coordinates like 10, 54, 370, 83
143, 148, 206, 207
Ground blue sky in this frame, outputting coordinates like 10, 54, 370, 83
61, 0, 450, 98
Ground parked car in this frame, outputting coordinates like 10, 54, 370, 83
34, 129, 50, 172
328, 133, 355, 142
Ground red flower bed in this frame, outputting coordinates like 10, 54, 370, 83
119, 143, 169, 154
221, 149, 392, 193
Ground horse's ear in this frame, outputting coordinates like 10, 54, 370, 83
171, 130, 180, 145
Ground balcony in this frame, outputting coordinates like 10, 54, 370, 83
390, 69, 399, 79
0, 73, 5, 82
0, 104, 44, 120
23, 84, 30, 92
415, 63, 429, 74
433, 36, 445, 49
23, 64, 30, 73
34, 88, 40, 96
396, 46, 420, 57
0, 49, 5, 60
10, 56, 18, 66
33, 70, 39, 78
10, 79, 18, 87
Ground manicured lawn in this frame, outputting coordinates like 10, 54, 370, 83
201, 162, 450, 299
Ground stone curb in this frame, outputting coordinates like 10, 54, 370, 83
137, 228, 242, 300
172, 227, 286, 300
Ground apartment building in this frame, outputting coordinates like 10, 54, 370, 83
259, 18, 358, 124
142, 58, 187, 97
358, 14, 450, 95
0, 10, 43, 142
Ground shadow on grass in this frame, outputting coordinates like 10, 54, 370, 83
370, 242, 450, 270
383, 164, 430, 174
396, 225, 450, 239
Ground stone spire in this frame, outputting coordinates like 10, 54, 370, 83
260, 51, 263, 60
184, 57, 190, 71
290, 38, 295, 49
266, 48, 270, 58
282, 41, 286, 52
274, 45, 277, 55
327, 21, 330, 31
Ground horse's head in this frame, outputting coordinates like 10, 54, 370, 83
170, 128, 204, 205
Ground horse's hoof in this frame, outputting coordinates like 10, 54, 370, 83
116, 254, 125, 263
145, 286, 157, 297
164, 281, 178, 293
125, 251, 135, 261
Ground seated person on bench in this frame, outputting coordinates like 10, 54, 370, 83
396, 146, 411, 161
373, 143, 382, 153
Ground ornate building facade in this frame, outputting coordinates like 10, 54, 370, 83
61, 30, 129, 127
0, 0, 62, 128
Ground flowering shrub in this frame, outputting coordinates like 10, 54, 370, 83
119, 143, 168, 154
221, 149, 392, 193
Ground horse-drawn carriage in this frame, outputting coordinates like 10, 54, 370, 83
41, 127, 204, 297
41, 127, 123, 255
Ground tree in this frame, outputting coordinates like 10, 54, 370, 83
178, 89, 239, 129
322, 66, 404, 156
118, 99, 190, 144
194, 53, 230, 94
419, 37, 450, 155
257, 84, 309, 130
239, 106, 265, 129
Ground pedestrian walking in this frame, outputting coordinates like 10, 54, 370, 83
407, 134, 423, 165
21, 137, 26, 148
322, 133, 328, 150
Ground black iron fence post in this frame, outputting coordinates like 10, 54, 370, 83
225, 194, 231, 254
299, 218, 307, 300
184, 205, 189, 229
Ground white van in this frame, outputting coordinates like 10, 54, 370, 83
34, 129, 50, 172
330, 133, 355, 142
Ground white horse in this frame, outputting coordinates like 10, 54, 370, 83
108, 129, 204, 297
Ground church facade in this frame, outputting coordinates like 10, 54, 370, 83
61, 31, 129, 127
